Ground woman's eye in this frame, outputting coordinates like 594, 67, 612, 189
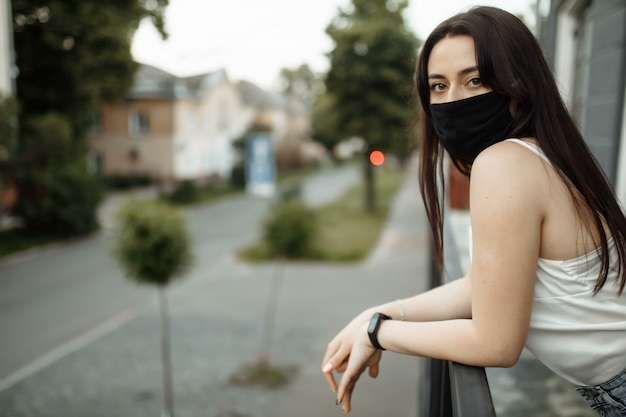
430, 83, 446, 92
468, 77, 482, 87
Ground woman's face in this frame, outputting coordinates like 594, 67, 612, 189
427, 35, 492, 104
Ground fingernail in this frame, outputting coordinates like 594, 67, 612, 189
335, 399, 339, 406
323, 363, 333, 373
343, 405, 348, 414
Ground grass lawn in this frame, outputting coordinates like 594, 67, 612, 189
239, 165, 405, 262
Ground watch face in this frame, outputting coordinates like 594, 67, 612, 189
367, 313, 381, 334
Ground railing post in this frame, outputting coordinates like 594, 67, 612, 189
448, 362, 496, 417
421, 210, 496, 417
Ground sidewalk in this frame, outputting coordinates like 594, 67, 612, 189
0, 161, 428, 417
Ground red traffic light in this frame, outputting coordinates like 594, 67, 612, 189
369, 150, 385, 166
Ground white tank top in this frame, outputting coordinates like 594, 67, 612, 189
500, 139, 626, 386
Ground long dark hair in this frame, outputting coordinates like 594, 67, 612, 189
416, 6, 626, 294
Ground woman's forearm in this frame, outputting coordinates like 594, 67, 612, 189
363, 275, 472, 322
375, 318, 522, 368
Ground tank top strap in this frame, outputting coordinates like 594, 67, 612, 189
504, 138, 551, 165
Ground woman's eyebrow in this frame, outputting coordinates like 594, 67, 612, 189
428, 65, 479, 80
459, 65, 479, 75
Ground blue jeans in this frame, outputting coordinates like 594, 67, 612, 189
576, 367, 626, 417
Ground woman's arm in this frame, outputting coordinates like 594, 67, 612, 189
327, 141, 547, 412
378, 142, 543, 365
321, 275, 473, 408
361, 275, 472, 323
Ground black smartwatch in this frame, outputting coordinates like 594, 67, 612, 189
367, 312, 392, 350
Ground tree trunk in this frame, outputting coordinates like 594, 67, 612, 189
159, 287, 175, 417
260, 260, 285, 362
364, 151, 376, 212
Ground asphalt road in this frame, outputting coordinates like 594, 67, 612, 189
0, 163, 361, 384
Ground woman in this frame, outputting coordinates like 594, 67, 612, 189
321, 6, 626, 416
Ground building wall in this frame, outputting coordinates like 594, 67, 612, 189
172, 77, 246, 180
91, 70, 252, 184
91, 99, 176, 181
547, 0, 626, 191
582, 1, 625, 185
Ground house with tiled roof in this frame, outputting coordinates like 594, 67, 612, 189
90, 63, 315, 185
90, 64, 248, 185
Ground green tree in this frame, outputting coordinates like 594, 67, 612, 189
114, 199, 192, 417
11, 0, 168, 234
311, 92, 342, 153
12, 113, 103, 234
279, 63, 324, 110
325, 0, 419, 210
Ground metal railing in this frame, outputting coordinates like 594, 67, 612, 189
421, 214, 496, 417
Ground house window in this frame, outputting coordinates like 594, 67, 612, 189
128, 111, 149, 136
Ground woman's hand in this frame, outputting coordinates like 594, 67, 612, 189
321, 311, 371, 390
322, 315, 382, 413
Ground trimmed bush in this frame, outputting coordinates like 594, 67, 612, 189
114, 199, 192, 286
230, 163, 246, 189
113, 199, 192, 417
104, 174, 153, 190
165, 180, 199, 205
263, 199, 317, 258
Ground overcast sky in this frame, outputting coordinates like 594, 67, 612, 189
131, 0, 541, 91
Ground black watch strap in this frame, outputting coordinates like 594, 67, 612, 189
367, 312, 392, 350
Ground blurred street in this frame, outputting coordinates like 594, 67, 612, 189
0, 161, 425, 417
0, 160, 597, 417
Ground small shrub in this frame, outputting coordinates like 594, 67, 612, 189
114, 199, 192, 286
230, 164, 246, 189
104, 174, 153, 190
113, 199, 192, 417
165, 180, 199, 204
263, 200, 317, 258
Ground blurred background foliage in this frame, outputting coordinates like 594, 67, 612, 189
321, 0, 420, 211
8, 0, 168, 236
2, 0, 421, 255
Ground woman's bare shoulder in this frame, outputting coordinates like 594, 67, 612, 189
469, 140, 550, 213
471, 140, 549, 185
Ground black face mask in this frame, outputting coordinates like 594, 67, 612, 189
429, 92, 513, 166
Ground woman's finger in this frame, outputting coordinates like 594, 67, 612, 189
334, 356, 349, 373
321, 339, 340, 369
342, 382, 354, 414
322, 362, 338, 393
322, 348, 352, 392
337, 372, 359, 414
368, 362, 379, 378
